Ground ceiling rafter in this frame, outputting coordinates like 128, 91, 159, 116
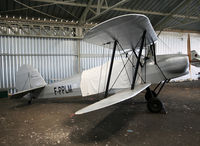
31, 0, 199, 21
79, 0, 93, 24
86, 0, 129, 22
97, 0, 104, 14
0, 3, 54, 13
154, 0, 193, 30
14, 0, 65, 20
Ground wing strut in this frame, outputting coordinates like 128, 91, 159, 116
131, 30, 146, 89
104, 40, 117, 98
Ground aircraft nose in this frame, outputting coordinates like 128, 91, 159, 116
165, 55, 189, 74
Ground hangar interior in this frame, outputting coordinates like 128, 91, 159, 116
1, 0, 200, 93
0, 0, 200, 146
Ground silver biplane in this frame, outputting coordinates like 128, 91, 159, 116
11, 14, 189, 114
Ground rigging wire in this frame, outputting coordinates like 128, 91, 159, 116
117, 43, 131, 84
108, 42, 146, 92
108, 50, 133, 91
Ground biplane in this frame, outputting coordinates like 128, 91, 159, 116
11, 14, 189, 114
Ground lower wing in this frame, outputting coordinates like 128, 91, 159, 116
75, 83, 151, 115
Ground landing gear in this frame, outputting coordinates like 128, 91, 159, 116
145, 85, 166, 113
145, 90, 156, 101
28, 97, 32, 104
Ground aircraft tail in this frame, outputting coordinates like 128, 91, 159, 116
16, 65, 46, 92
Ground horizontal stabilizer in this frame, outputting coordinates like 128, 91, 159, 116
75, 83, 151, 115
10, 86, 45, 99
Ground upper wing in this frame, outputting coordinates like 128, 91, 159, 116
84, 14, 157, 49
75, 83, 151, 115
9, 85, 45, 99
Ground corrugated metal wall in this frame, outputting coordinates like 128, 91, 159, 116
80, 41, 113, 70
157, 32, 187, 55
157, 31, 200, 54
0, 36, 78, 92
1, 31, 200, 92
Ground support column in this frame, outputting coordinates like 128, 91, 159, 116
77, 40, 81, 73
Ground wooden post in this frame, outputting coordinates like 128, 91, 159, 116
187, 33, 191, 72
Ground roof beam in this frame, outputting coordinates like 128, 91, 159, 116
14, 0, 64, 20
79, 0, 93, 24
87, 0, 129, 22
154, 0, 193, 30
97, 0, 104, 14
32, 0, 199, 21
164, 18, 200, 30
0, 16, 94, 38
0, 3, 54, 13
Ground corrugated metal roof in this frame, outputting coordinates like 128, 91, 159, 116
0, 0, 199, 31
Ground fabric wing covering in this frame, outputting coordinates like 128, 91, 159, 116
80, 58, 141, 96
84, 14, 158, 49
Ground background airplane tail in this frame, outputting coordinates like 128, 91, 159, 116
16, 65, 46, 92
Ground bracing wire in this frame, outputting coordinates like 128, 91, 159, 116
117, 44, 131, 84
108, 41, 146, 91
108, 49, 132, 90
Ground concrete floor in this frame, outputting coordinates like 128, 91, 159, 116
0, 81, 200, 146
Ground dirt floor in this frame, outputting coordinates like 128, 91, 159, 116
0, 81, 200, 146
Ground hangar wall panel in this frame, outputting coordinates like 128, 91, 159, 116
80, 41, 113, 71
157, 31, 200, 54
156, 31, 188, 55
0, 36, 77, 92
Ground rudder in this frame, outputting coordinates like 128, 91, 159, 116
16, 65, 46, 92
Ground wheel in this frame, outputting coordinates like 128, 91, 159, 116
147, 98, 163, 113
145, 90, 156, 101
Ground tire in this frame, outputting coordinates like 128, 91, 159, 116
147, 98, 163, 113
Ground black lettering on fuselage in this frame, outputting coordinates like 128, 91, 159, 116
58, 86, 62, 94
54, 87, 57, 95
53, 84, 73, 95
68, 85, 72, 92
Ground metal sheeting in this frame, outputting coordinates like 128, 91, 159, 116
157, 31, 200, 55
0, 36, 77, 92
80, 41, 118, 70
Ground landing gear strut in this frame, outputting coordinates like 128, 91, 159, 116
28, 97, 33, 104
145, 80, 169, 113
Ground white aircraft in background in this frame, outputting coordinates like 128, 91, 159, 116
191, 50, 200, 67
11, 14, 189, 114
